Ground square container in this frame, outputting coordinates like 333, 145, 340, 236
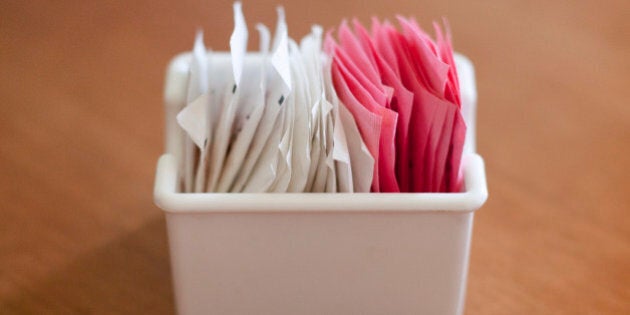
154, 52, 487, 315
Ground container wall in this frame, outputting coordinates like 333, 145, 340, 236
166, 211, 474, 315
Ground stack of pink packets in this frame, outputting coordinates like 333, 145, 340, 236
326, 18, 465, 192
176, 3, 466, 193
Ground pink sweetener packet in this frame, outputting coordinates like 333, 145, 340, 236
353, 19, 413, 192
330, 43, 399, 191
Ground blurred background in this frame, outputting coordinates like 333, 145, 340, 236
1, 0, 628, 313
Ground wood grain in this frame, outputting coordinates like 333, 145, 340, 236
1, 0, 628, 314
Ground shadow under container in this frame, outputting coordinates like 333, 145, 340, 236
154, 52, 488, 315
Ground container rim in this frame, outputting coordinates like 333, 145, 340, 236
153, 153, 488, 214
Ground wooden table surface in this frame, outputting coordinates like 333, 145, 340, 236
1, 0, 628, 314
